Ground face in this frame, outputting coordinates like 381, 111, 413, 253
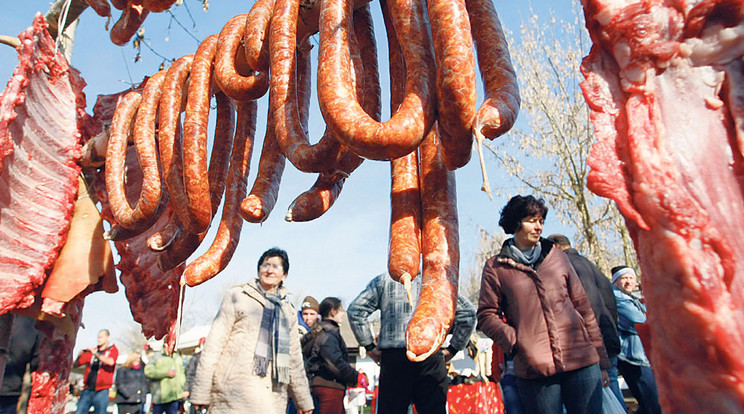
328, 306, 346, 323
513, 215, 544, 249
258, 256, 287, 293
614, 272, 637, 294
302, 309, 319, 327
97, 331, 109, 348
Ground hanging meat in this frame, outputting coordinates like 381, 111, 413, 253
1, 2, 521, 408
0, 13, 88, 315
580, 0, 744, 411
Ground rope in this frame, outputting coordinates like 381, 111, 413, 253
55, 0, 74, 55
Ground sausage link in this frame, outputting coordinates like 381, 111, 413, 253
110, 0, 127, 10
146, 219, 182, 251
157, 91, 235, 266
284, 8, 376, 223
285, 175, 345, 222
382, 0, 421, 289
428, 0, 477, 169
405, 123, 459, 362
183, 100, 257, 286
244, 0, 275, 72
105, 91, 142, 231
181, 34, 219, 234
110, 4, 149, 46
158, 55, 194, 230
240, 108, 286, 223
317, 0, 436, 160
215, 14, 270, 102
388, 150, 422, 286
353, 4, 381, 122
207, 91, 237, 211
141, 0, 177, 12
84, 0, 111, 17
269, 0, 343, 172
158, 91, 235, 269
126, 69, 167, 229
467, 0, 520, 140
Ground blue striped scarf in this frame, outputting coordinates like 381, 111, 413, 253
253, 283, 291, 384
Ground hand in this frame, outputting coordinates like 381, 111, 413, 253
441, 348, 455, 363
367, 348, 381, 365
298, 410, 314, 414
183, 391, 190, 399
167, 369, 176, 378
601, 369, 610, 388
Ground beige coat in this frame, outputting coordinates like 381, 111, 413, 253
189, 280, 314, 413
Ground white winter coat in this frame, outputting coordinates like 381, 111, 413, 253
189, 279, 314, 413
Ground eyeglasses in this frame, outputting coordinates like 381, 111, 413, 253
259, 263, 283, 271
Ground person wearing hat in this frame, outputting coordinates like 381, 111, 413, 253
299, 296, 320, 336
612, 266, 661, 414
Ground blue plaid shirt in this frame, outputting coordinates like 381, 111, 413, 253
347, 273, 476, 351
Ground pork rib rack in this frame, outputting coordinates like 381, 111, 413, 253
580, 0, 744, 411
0, 13, 87, 315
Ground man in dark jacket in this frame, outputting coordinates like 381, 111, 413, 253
0, 315, 43, 414
547, 234, 625, 409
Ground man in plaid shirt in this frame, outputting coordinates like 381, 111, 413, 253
348, 272, 476, 413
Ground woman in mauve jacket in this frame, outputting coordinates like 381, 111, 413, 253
477, 195, 610, 414
306, 297, 358, 414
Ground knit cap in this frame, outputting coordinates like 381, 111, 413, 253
301, 296, 319, 312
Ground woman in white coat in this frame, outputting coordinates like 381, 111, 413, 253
189, 248, 314, 413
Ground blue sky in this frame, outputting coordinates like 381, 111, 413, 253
1, 0, 579, 353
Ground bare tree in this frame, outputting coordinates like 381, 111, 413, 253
117, 323, 148, 355
460, 227, 505, 304
485, 3, 637, 273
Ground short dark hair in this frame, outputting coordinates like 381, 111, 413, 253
319, 297, 343, 318
546, 234, 570, 247
257, 247, 289, 274
498, 195, 549, 234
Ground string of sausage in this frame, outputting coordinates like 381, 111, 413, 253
405, 123, 460, 362
466, 0, 520, 197
428, 0, 477, 169
180, 35, 220, 235
148, 55, 194, 251
157, 92, 236, 271
215, 14, 270, 102
285, 4, 380, 222
105, 69, 168, 235
183, 100, 257, 286
243, 0, 275, 72
269, 0, 344, 173
317, 0, 436, 161
383, 0, 422, 303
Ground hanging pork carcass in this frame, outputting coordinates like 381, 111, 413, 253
580, 0, 744, 411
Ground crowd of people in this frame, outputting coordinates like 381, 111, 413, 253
0, 194, 663, 414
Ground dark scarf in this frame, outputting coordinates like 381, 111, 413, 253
253, 282, 291, 384
506, 238, 542, 267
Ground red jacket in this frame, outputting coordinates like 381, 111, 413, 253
75, 344, 118, 391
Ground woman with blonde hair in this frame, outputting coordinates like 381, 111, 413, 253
114, 351, 148, 414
